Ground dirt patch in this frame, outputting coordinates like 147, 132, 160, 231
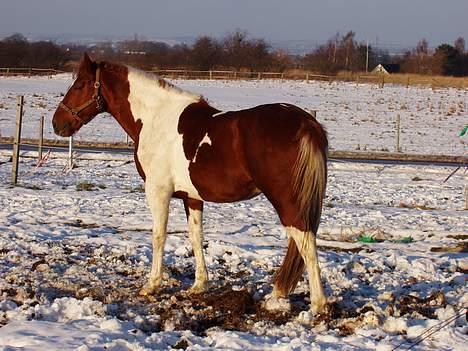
430, 242, 468, 253
0, 237, 454, 336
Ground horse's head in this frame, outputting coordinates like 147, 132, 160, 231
52, 53, 106, 137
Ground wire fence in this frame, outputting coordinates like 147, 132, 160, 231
1, 67, 467, 89
0, 68, 66, 77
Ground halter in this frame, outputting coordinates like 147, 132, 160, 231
59, 66, 105, 125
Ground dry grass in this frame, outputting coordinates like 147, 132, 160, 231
336, 71, 468, 89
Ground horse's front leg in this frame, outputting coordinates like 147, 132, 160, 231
184, 198, 208, 294
139, 186, 171, 296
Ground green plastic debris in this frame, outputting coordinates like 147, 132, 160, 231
392, 236, 414, 244
460, 125, 468, 137
357, 235, 414, 244
357, 235, 379, 243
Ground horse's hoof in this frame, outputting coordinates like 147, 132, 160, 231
263, 294, 291, 312
139, 283, 159, 296
310, 300, 328, 316
188, 282, 208, 295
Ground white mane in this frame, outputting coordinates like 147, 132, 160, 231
126, 66, 201, 101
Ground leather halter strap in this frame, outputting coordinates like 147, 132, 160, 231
59, 66, 104, 125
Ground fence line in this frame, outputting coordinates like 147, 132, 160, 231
0, 68, 66, 77
1, 67, 466, 88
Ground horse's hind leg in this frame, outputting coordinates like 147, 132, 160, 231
184, 198, 208, 293
287, 227, 327, 315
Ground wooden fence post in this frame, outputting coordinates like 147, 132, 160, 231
38, 116, 44, 160
11, 96, 24, 185
465, 185, 468, 210
395, 114, 401, 152
68, 136, 74, 169
308, 110, 317, 119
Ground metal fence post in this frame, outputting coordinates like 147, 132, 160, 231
395, 114, 401, 152
11, 96, 24, 185
38, 115, 44, 160
68, 136, 73, 169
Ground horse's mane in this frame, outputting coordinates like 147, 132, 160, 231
104, 62, 200, 100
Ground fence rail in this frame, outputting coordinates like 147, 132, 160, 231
0, 68, 66, 77
148, 70, 467, 88
1, 67, 466, 88
1, 137, 467, 166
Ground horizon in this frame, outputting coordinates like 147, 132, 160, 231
1, 0, 467, 54
0, 31, 462, 56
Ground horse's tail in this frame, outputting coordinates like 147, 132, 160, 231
273, 121, 327, 296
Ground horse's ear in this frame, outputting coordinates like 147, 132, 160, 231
79, 52, 94, 76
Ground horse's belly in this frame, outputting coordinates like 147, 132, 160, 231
187, 159, 261, 202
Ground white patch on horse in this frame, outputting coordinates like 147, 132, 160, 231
212, 111, 226, 117
192, 133, 212, 163
127, 67, 203, 200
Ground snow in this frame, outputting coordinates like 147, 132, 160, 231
0, 75, 467, 350
0, 74, 466, 155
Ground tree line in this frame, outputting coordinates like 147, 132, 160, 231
1, 31, 467, 76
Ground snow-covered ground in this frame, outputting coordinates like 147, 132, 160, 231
0, 74, 466, 349
0, 74, 466, 155
0, 152, 466, 350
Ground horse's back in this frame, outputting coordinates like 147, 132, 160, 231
178, 102, 326, 203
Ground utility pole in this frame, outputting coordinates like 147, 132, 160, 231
366, 41, 369, 73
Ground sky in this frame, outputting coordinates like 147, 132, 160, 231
1, 0, 467, 49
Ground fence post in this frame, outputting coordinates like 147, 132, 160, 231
68, 136, 73, 169
258, 72, 261, 80
406, 76, 410, 88
395, 114, 401, 152
306, 73, 309, 83
11, 96, 24, 185
465, 185, 468, 210
38, 115, 44, 160
380, 75, 385, 89
209, 70, 213, 80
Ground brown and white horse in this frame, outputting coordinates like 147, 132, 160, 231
52, 54, 329, 315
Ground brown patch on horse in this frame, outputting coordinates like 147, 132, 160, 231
183, 198, 204, 221
99, 62, 145, 180
178, 101, 260, 202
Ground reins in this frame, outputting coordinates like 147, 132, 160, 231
59, 66, 105, 125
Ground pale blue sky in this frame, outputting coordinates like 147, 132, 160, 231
1, 0, 467, 48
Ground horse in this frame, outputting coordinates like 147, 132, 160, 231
52, 53, 329, 315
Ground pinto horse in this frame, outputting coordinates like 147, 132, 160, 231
52, 54, 328, 315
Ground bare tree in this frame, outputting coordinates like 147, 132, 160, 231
454, 37, 465, 53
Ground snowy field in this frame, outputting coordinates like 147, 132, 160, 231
0, 74, 466, 155
0, 152, 466, 350
0, 74, 467, 349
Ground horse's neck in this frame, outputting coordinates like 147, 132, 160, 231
104, 66, 199, 142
